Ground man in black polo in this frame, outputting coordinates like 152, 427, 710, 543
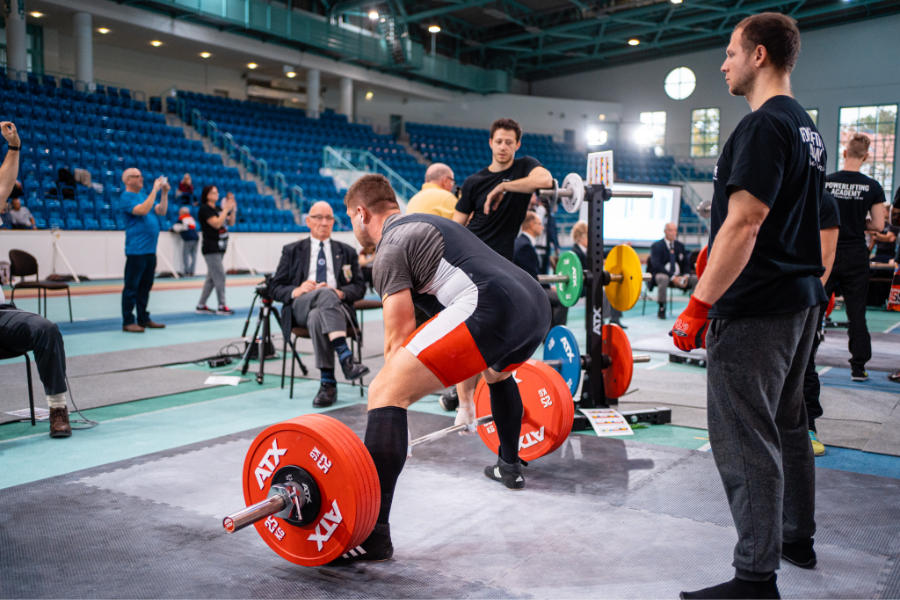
672, 13, 826, 599
824, 133, 887, 381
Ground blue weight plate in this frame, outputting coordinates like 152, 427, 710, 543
542, 325, 581, 398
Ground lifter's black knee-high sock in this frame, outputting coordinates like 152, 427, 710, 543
488, 377, 523, 464
364, 406, 408, 526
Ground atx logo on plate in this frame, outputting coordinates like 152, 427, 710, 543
255, 438, 288, 489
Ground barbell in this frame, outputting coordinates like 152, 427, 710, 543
538, 172, 654, 214
222, 328, 649, 567
538, 245, 646, 311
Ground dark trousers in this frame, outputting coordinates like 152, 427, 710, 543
706, 308, 817, 578
824, 244, 871, 369
0, 308, 68, 395
802, 303, 826, 431
545, 287, 569, 329
122, 253, 157, 326
291, 288, 349, 370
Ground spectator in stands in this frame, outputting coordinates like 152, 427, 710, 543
119, 167, 169, 333
648, 222, 697, 319
824, 133, 886, 381
177, 173, 195, 205
56, 168, 77, 199
0, 120, 72, 437
195, 186, 236, 315
174, 206, 199, 276
270, 201, 369, 408
869, 215, 898, 264
406, 163, 457, 219
7, 196, 36, 229
571, 220, 625, 328
514, 211, 568, 329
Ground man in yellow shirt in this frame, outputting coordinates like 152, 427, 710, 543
406, 163, 457, 219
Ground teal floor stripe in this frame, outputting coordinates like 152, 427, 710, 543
816, 446, 900, 479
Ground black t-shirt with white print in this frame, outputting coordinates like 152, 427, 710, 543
708, 95, 827, 318
824, 170, 885, 248
455, 156, 542, 261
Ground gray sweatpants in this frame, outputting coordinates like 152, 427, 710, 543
706, 308, 817, 579
292, 288, 348, 370
198, 252, 226, 307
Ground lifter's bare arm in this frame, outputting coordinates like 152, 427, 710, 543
0, 122, 21, 209
382, 289, 418, 362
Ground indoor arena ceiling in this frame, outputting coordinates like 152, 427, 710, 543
127, 0, 900, 82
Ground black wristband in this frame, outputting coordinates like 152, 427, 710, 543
7, 146, 19, 151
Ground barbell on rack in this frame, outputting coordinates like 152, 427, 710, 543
538, 172, 654, 214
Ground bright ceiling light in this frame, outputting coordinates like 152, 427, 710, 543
627, 38, 640, 46
598, 114, 606, 121
199, 51, 212, 59
368, 10, 379, 21
286, 71, 297, 78
247, 62, 258, 70
365, 90, 374, 101
428, 25, 441, 33
670, 0, 683, 4
29, 11, 44, 18
97, 27, 110, 35
150, 40, 163, 47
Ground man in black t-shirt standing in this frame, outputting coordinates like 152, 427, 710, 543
824, 133, 887, 380
672, 13, 825, 600
452, 118, 553, 261
451, 118, 552, 426
803, 191, 840, 457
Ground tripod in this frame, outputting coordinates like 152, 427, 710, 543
239, 289, 281, 384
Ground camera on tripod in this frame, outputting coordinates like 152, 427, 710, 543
255, 274, 274, 302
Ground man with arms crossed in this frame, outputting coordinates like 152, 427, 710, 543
451, 118, 553, 426
337, 174, 550, 564
672, 13, 826, 599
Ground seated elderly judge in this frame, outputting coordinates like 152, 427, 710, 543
648, 222, 697, 319
270, 201, 370, 407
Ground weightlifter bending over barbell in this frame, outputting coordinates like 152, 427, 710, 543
340, 173, 551, 564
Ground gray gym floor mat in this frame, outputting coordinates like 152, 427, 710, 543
1, 405, 897, 599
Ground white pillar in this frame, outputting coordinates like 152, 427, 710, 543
339, 77, 353, 122
73, 12, 94, 89
5, 0, 27, 79
306, 68, 320, 117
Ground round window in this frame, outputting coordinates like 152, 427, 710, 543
664, 67, 696, 100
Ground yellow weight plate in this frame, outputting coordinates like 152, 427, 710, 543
604, 244, 642, 312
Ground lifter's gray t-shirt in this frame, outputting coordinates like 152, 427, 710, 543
373, 214, 445, 299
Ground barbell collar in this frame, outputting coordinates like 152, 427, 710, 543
222, 487, 292, 534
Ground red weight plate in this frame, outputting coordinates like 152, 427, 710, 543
602, 324, 633, 399
241, 414, 378, 566
474, 360, 571, 462
317, 418, 380, 551
540, 361, 575, 455
696, 245, 708, 278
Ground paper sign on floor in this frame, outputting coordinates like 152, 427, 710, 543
579, 408, 634, 436
5, 408, 50, 421
204, 375, 243, 386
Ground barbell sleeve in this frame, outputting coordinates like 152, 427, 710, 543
610, 191, 654, 198
633, 354, 651, 363
223, 492, 288, 534
538, 274, 569, 284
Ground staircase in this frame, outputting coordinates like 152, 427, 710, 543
169, 110, 303, 223
321, 146, 418, 205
